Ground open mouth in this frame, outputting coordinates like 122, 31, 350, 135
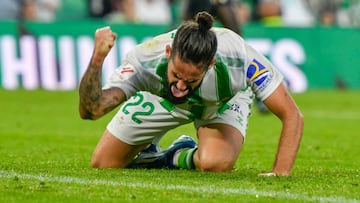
171, 84, 190, 98
165, 81, 193, 104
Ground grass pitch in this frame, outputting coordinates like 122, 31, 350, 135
0, 89, 359, 202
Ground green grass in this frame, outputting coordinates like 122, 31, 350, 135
0, 89, 359, 202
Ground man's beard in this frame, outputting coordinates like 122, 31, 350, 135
165, 82, 193, 104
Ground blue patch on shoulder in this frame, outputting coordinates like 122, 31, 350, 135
246, 59, 270, 86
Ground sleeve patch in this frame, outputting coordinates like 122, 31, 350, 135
246, 59, 270, 87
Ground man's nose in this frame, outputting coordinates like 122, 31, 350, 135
176, 80, 188, 91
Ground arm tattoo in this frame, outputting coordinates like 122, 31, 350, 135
79, 62, 122, 119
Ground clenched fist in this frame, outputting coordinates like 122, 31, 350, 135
93, 26, 117, 59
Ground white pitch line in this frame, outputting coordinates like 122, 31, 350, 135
1, 171, 359, 203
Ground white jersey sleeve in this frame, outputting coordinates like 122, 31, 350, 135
213, 27, 284, 101
243, 43, 284, 101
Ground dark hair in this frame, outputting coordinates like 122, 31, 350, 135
171, 11, 217, 71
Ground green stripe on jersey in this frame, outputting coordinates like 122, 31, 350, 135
216, 55, 244, 68
215, 61, 233, 100
189, 89, 205, 119
160, 99, 175, 112
155, 62, 168, 97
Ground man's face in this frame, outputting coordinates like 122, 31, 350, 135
166, 54, 206, 104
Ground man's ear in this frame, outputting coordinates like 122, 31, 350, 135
209, 57, 216, 69
165, 45, 171, 59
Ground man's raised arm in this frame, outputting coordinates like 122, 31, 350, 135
78, 26, 124, 120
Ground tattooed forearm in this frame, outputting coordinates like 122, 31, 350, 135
79, 61, 125, 120
79, 62, 103, 119
79, 26, 120, 119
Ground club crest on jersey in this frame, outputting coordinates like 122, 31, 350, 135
246, 59, 270, 87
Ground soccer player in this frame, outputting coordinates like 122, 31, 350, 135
78, 11, 303, 176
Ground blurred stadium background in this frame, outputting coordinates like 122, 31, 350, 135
1, 2, 359, 201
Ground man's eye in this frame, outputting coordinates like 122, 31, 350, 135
173, 73, 181, 79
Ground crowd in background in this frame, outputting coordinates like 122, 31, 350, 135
0, 0, 359, 28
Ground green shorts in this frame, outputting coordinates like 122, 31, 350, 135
107, 90, 253, 145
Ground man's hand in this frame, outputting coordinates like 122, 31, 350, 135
258, 172, 289, 177
258, 172, 277, 177
93, 26, 117, 62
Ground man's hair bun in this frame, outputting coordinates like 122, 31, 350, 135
195, 11, 214, 32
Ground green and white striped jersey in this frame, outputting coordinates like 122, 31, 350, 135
104, 27, 283, 120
